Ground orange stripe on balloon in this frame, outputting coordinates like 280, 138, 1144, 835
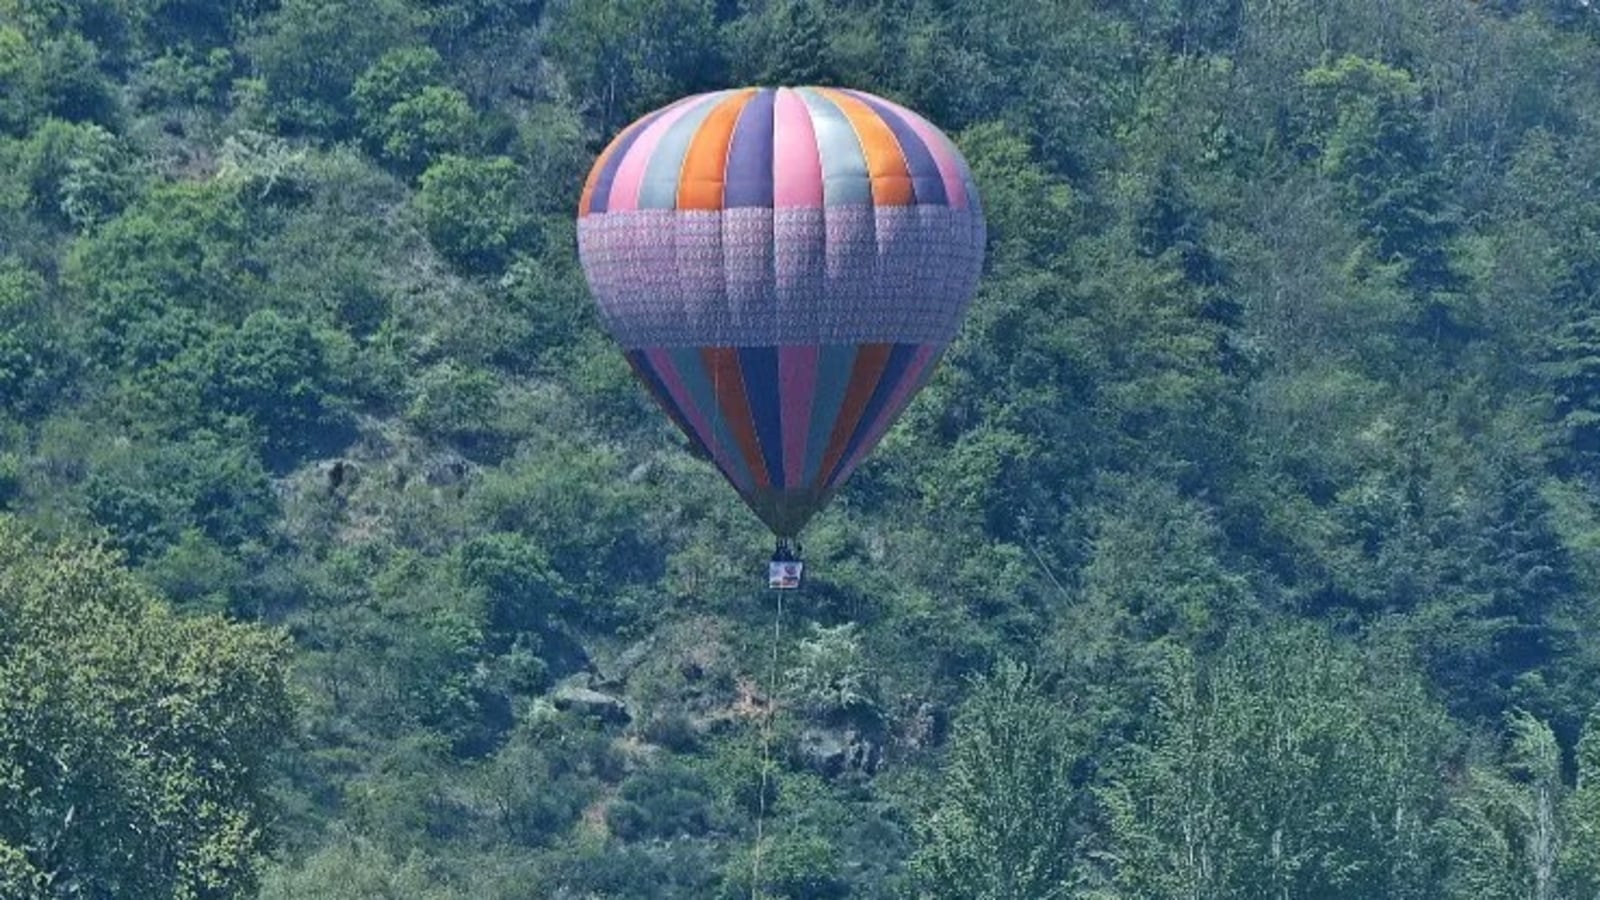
678, 88, 759, 211
816, 88, 914, 206
816, 343, 893, 481
703, 346, 772, 487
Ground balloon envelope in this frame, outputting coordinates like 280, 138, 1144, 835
577, 86, 985, 537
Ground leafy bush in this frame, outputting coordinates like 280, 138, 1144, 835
787, 623, 878, 720
354, 47, 474, 174
248, 0, 420, 135
207, 309, 349, 465
405, 361, 502, 447
606, 763, 716, 841
458, 530, 570, 638
414, 155, 534, 273
19, 118, 136, 229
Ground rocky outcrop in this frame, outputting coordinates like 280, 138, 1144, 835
796, 726, 881, 778
595, 637, 655, 688
423, 451, 471, 487
551, 682, 632, 724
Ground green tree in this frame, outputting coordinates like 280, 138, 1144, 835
0, 25, 44, 135
470, 440, 655, 614
606, 763, 716, 840
910, 662, 1081, 900
1438, 712, 1563, 900
377, 85, 474, 174
1564, 709, 1600, 896
1301, 56, 1459, 299
35, 32, 120, 127
729, 0, 832, 87
1094, 629, 1455, 899
132, 0, 264, 50
405, 361, 503, 446
18, 118, 136, 230
544, 0, 723, 134
1549, 314, 1600, 473
786, 623, 878, 721
722, 828, 849, 900
351, 46, 446, 120
259, 832, 463, 900
0, 519, 293, 898
0, 260, 64, 419
353, 47, 475, 175
248, 0, 420, 135
137, 47, 237, 109
64, 181, 259, 366
458, 530, 570, 644
207, 309, 346, 465
414, 154, 535, 274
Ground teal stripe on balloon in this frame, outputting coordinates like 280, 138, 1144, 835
795, 88, 871, 207
637, 92, 731, 209
803, 344, 860, 486
667, 346, 757, 490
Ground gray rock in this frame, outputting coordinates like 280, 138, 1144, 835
797, 727, 880, 778
423, 452, 471, 487
551, 684, 631, 724
318, 459, 358, 495
798, 728, 849, 776
596, 638, 654, 688
898, 701, 948, 752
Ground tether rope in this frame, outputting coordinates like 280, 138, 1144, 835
749, 583, 784, 898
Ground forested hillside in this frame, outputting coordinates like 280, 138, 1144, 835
6, 0, 1600, 896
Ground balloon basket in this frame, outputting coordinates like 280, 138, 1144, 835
768, 560, 803, 590
768, 539, 804, 590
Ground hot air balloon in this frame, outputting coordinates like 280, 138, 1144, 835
576, 86, 985, 587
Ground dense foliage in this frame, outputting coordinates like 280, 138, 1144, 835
6, 0, 1600, 896
0, 521, 292, 897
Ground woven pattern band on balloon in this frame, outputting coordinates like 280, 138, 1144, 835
579, 206, 983, 348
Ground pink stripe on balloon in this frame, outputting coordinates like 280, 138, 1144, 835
644, 347, 751, 492
868, 96, 968, 210
773, 88, 824, 208
830, 344, 939, 487
779, 345, 820, 487
606, 96, 706, 212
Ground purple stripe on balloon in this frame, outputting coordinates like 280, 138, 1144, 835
724, 88, 776, 208
607, 93, 721, 212
872, 97, 968, 210
778, 345, 819, 488
773, 88, 823, 208
739, 345, 786, 487
842, 90, 947, 207
828, 343, 939, 488
644, 346, 752, 492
